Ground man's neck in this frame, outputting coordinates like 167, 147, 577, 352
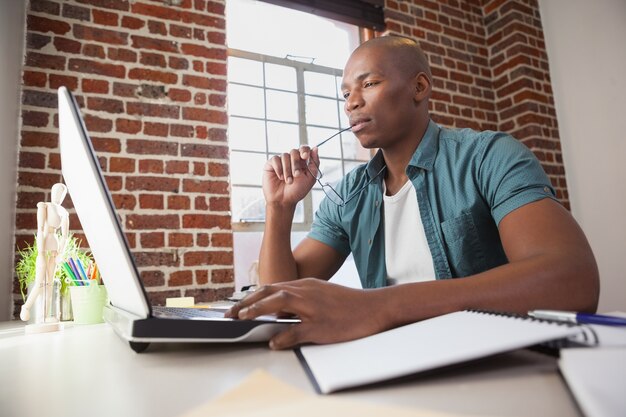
382, 119, 429, 195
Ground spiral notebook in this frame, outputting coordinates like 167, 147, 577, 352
296, 310, 597, 394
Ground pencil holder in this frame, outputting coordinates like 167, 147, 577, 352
69, 284, 107, 324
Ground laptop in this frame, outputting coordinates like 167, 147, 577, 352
57, 86, 298, 352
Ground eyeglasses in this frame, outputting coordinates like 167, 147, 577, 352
306, 127, 386, 207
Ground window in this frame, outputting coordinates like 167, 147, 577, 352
227, 0, 367, 288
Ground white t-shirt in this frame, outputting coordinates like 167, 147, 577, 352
383, 180, 436, 285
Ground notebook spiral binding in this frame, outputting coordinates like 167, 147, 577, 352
466, 309, 599, 348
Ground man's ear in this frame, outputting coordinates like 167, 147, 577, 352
413, 72, 431, 102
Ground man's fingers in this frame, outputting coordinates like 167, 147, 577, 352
266, 155, 286, 181
289, 149, 306, 179
269, 323, 307, 350
280, 153, 293, 184
237, 289, 300, 320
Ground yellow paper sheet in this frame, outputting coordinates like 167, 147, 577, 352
179, 369, 470, 417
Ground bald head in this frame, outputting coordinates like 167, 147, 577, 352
351, 36, 432, 81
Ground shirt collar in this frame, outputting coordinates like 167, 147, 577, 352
366, 119, 440, 177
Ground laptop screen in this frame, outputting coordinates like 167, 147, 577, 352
58, 86, 151, 318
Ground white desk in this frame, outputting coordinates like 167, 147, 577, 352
0, 321, 581, 417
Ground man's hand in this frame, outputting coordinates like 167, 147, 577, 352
263, 146, 319, 205
224, 279, 387, 350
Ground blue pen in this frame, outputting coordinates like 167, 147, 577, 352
68, 258, 84, 286
528, 310, 626, 326
75, 258, 90, 282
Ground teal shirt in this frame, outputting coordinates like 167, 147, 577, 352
308, 120, 558, 288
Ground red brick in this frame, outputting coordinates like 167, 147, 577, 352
112, 194, 136, 209
143, 122, 168, 137
140, 194, 165, 209
209, 197, 230, 211
23, 71, 47, 87
93, 9, 119, 26
168, 232, 193, 247
127, 139, 178, 156
108, 47, 137, 63
28, 15, 71, 35
110, 157, 135, 172
126, 214, 179, 230
165, 160, 189, 174
170, 24, 192, 39
141, 232, 165, 248
83, 114, 113, 132
19, 152, 46, 169
68, 58, 125, 78
181, 43, 225, 60
73, 24, 127, 45
169, 271, 193, 286
128, 68, 177, 84
141, 270, 165, 287
183, 250, 233, 267
168, 88, 191, 102
126, 176, 179, 192
131, 35, 178, 53
167, 196, 191, 210
115, 118, 142, 134
82, 79, 109, 93
211, 233, 232, 248
121, 16, 145, 30
196, 270, 209, 285
181, 143, 228, 159
208, 162, 228, 177
140, 52, 167, 68
168, 56, 189, 70
193, 162, 206, 176
211, 269, 234, 284
182, 214, 230, 229
182, 107, 226, 123
26, 52, 66, 70
75, 0, 129, 11
21, 131, 57, 147
18, 171, 61, 190
127, 102, 179, 119
87, 97, 124, 113
195, 196, 208, 210
139, 159, 164, 174
170, 124, 194, 138
196, 233, 209, 246
82, 43, 105, 58
148, 20, 167, 35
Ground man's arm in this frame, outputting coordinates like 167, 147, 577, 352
227, 198, 599, 349
258, 147, 347, 284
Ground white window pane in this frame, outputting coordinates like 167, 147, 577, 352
228, 84, 265, 118
226, 0, 359, 69
265, 63, 296, 91
266, 90, 298, 122
343, 160, 366, 176
307, 126, 341, 158
293, 200, 304, 223
228, 57, 263, 86
341, 132, 370, 161
229, 117, 266, 152
304, 71, 338, 98
312, 189, 325, 214
305, 96, 339, 128
316, 158, 342, 188
338, 107, 349, 128
267, 122, 299, 153
231, 186, 265, 222
230, 151, 266, 186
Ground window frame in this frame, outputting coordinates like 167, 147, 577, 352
228, 48, 373, 233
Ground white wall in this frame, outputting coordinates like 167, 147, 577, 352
0, 0, 26, 320
539, 0, 626, 312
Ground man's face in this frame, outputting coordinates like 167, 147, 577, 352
341, 45, 419, 149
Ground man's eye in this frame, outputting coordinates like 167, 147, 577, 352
364, 81, 377, 88
342, 92, 350, 99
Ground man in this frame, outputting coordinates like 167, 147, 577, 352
225, 36, 599, 350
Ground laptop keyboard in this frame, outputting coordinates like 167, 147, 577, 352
152, 306, 226, 320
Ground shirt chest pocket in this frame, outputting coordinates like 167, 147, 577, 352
440, 211, 488, 277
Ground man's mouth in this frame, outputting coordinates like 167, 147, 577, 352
350, 118, 371, 133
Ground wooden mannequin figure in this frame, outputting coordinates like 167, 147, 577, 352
20, 183, 69, 333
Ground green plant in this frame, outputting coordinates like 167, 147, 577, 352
16, 233, 93, 300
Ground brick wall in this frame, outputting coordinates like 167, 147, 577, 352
13, 0, 232, 316
12, 0, 567, 315
384, 0, 568, 205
